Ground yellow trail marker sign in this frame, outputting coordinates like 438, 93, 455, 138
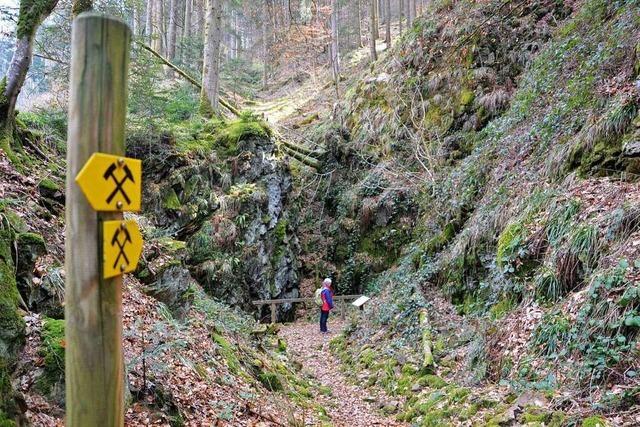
102, 220, 143, 279
75, 153, 142, 212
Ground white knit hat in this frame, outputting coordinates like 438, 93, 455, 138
322, 278, 332, 286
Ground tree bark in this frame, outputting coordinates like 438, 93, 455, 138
384, 0, 390, 48
372, 0, 379, 39
399, 0, 404, 33
406, 0, 412, 27
369, 0, 377, 61
168, 0, 178, 60
356, 0, 363, 48
410, 0, 416, 24
72, 0, 92, 17
300, 0, 311, 24
151, 0, 163, 52
145, 0, 154, 40
262, 1, 269, 88
1, 0, 59, 160
200, 0, 222, 115
330, 0, 340, 98
183, 0, 192, 61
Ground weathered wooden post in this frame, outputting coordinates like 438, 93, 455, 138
271, 302, 277, 324
65, 13, 132, 427
340, 298, 346, 320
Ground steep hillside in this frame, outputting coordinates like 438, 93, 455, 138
293, 0, 640, 424
0, 111, 322, 425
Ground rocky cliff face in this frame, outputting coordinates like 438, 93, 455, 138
130, 116, 300, 320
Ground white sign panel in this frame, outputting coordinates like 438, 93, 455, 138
352, 296, 370, 308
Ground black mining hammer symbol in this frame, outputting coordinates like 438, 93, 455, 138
104, 161, 134, 206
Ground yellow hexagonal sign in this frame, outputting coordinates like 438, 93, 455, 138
102, 220, 143, 279
75, 153, 142, 212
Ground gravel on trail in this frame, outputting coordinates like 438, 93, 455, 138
279, 320, 408, 427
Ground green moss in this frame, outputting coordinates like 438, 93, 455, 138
16, 0, 58, 39
212, 332, 240, 374
16, 232, 44, 247
0, 225, 25, 363
36, 318, 65, 394
0, 360, 17, 425
423, 221, 457, 256
496, 222, 528, 271
521, 406, 551, 423
582, 416, 607, 427
459, 88, 475, 107
358, 348, 376, 368
258, 371, 283, 391
489, 298, 515, 320
38, 178, 59, 192
163, 188, 181, 210
420, 374, 447, 389
213, 113, 271, 154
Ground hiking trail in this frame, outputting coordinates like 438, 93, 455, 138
279, 321, 407, 427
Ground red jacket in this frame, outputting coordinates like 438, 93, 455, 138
321, 287, 334, 312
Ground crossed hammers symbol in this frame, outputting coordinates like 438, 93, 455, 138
103, 162, 134, 205
111, 227, 132, 269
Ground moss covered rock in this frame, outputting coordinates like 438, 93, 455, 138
36, 318, 65, 403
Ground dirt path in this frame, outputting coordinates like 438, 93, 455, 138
279, 320, 407, 427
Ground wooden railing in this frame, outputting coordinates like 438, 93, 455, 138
252, 295, 362, 323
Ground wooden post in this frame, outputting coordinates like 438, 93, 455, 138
65, 13, 131, 427
270, 303, 277, 324
340, 298, 346, 320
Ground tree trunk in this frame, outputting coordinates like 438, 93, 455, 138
356, 0, 363, 48
168, 0, 178, 60
399, 0, 404, 33
183, 0, 192, 60
262, 1, 269, 88
300, 0, 311, 24
1, 0, 59, 161
410, 0, 416, 24
72, 0, 92, 17
406, 0, 412, 27
199, 0, 222, 115
145, 0, 154, 40
372, 0, 379, 39
284, 0, 290, 26
151, 0, 163, 53
384, 0, 390, 47
330, 0, 340, 98
369, 0, 377, 61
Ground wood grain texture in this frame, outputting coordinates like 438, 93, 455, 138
65, 13, 131, 427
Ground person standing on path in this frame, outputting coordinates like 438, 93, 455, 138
319, 278, 334, 333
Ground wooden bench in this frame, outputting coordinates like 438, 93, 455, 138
252, 294, 362, 323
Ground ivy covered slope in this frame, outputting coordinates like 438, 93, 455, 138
303, 0, 640, 425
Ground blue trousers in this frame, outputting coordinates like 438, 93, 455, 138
320, 310, 330, 332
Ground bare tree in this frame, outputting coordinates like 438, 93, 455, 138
369, 0, 377, 61
399, 0, 404, 33
356, 0, 364, 47
262, 0, 270, 88
384, 0, 390, 47
145, 0, 154, 40
1, 0, 60, 159
200, 0, 222, 115
330, 0, 340, 97
168, 0, 178, 60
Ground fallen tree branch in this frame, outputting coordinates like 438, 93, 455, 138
280, 144, 321, 169
138, 42, 241, 117
279, 135, 325, 158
